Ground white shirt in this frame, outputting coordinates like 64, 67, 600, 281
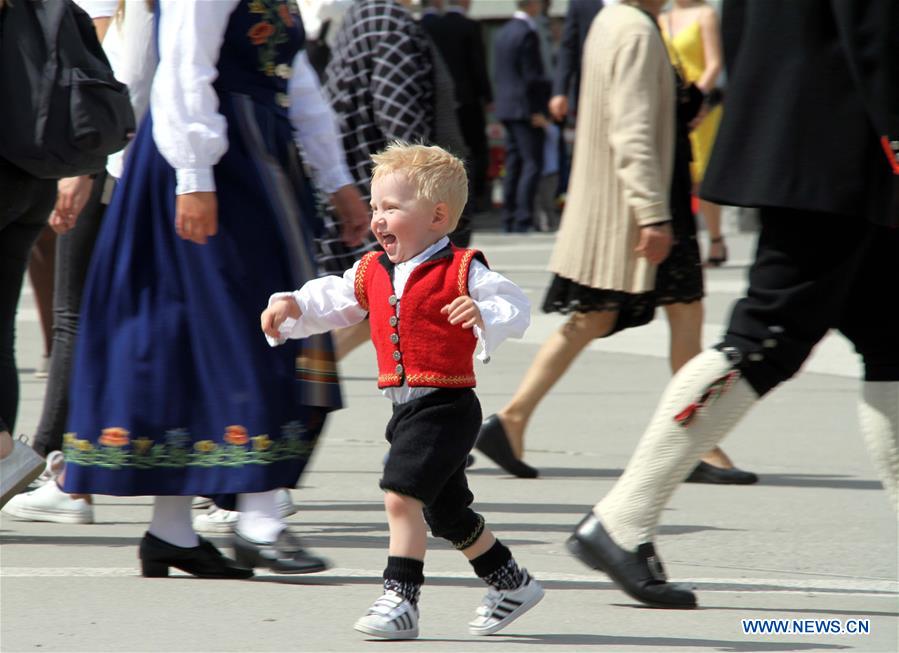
151, 0, 352, 196
266, 237, 532, 404
296, 0, 353, 45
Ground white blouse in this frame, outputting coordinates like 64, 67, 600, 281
151, 0, 352, 196
266, 237, 532, 404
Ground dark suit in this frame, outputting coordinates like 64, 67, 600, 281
702, 0, 899, 396
423, 9, 493, 207
493, 16, 551, 232
552, 0, 603, 111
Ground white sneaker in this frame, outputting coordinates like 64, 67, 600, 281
354, 590, 419, 640
25, 450, 66, 492
2, 479, 94, 523
193, 507, 239, 533
193, 489, 298, 533
468, 572, 544, 636
0, 437, 45, 509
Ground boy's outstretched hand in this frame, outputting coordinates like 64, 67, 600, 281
441, 296, 484, 330
261, 297, 302, 340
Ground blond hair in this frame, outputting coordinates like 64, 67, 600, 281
371, 142, 468, 232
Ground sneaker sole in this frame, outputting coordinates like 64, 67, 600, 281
0, 460, 46, 510
353, 622, 418, 640
2, 504, 94, 524
468, 584, 545, 636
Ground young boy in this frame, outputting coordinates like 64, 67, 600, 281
261, 143, 543, 639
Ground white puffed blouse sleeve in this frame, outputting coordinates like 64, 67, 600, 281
150, 0, 239, 195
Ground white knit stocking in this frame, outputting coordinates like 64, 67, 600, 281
148, 496, 198, 548
596, 349, 758, 551
236, 489, 284, 543
858, 381, 899, 518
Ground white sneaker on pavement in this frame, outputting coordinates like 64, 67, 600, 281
2, 478, 94, 523
468, 572, 544, 636
353, 590, 419, 639
193, 488, 298, 533
0, 437, 45, 509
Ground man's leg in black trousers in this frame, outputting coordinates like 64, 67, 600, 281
510, 121, 544, 233
501, 120, 523, 233
0, 167, 56, 432
571, 208, 886, 608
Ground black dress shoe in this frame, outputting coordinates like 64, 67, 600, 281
474, 415, 538, 478
685, 461, 759, 485
566, 513, 697, 609
233, 529, 329, 574
139, 532, 254, 579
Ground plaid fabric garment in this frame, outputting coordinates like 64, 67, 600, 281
317, 0, 434, 275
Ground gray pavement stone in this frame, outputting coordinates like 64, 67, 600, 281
2, 232, 896, 652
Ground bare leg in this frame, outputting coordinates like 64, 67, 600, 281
498, 310, 618, 457
334, 321, 371, 362
384, 491, 427, 560
664, 301, 734, 469
700, 200, 726, 265
461, 528, 497, 561
0, 430, 11, 459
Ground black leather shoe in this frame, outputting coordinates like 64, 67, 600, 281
233, 529, 329, 574
566, 513, 697, 609
139, 532, 254, 579
474, 415, 538, 478
685, 461, 759, 485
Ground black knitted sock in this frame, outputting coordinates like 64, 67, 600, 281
469, 539, 526, 590
383, 556, 424, 606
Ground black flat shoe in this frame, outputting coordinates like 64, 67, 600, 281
566, 512, 697, 609
474, 415, 538, 478
233, 529, 329, 574
685, 461, 759, 485
139, 532, 254, 579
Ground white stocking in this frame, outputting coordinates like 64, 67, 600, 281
236, 489, 284, 543
148, 496, 198, 548
858, 381, 899, 517
596, 349, 758, 550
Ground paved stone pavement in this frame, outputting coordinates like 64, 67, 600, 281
2, 230, 897, 652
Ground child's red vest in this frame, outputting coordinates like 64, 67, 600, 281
354, 245, 488, 389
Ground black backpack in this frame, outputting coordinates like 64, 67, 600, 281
0, 0, 136, 179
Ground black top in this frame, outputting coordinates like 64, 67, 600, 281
701, 0, 898, 226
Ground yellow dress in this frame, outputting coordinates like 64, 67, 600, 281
661, 20, 722, 184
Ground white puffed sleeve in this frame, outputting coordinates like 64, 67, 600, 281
468, 259, 531, 362
288, 50, 353, 194
265, 262, 367, 346
151, 0, 239, 195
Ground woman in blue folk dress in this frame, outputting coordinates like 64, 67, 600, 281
63, 0, 368, 578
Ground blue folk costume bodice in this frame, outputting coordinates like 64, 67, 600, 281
63, 0, 339, 501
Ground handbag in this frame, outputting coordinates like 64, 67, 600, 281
0, 0, 135, 179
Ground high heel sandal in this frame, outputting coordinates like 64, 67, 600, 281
706, 236, 728, 267
139, 531, 254, 578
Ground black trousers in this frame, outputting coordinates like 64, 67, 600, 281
501, 120, 544, 233
32, 172, 109, 456
0, 161, 55, 432
457, 103, 489, 205
718, 207, 899, 396
380, 389, 486, 549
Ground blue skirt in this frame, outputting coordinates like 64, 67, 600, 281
63, 93, 341, 500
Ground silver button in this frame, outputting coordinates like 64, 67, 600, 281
395, 364, 404, 375
388, 294, 398, 306
763, 338, 777, 348
393, 351, 401, 361
390, 333, 399, 344
389, 316, 398, 327
748, 352, 764, 362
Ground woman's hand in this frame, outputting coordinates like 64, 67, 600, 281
635, 223, 673, 265
330, 184, 370, 247
175, 192, 218, 244
49, 175, 94, 234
